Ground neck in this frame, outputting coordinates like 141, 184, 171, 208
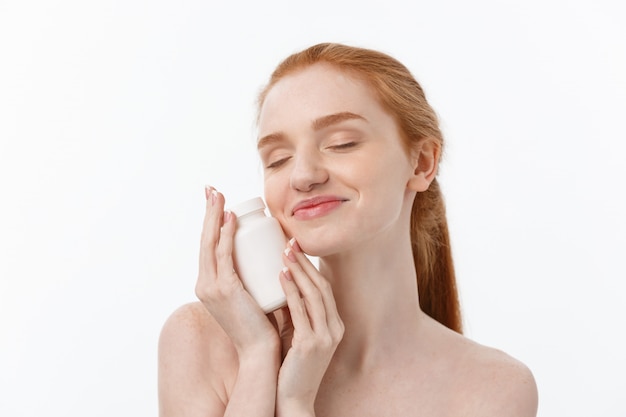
318, 230, 426, 373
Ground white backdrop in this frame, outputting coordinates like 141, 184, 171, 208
1, 1, 625, 416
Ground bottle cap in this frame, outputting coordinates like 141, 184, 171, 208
229, 197, 266, 217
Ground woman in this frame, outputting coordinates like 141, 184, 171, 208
158, 43, 538, 417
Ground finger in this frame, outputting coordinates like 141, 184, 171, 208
287, 238, 321, 282
215, 210, 239, 285
199, 186, 224, 255
283, 247, 327, 332
197, 187, 227, 303
288, 239, 343, 334
200, 185, 219, 271
279, 267, 313, 334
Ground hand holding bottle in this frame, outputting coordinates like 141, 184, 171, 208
195, 186, 281, 357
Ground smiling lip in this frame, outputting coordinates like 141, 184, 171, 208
292, 196, 347, 220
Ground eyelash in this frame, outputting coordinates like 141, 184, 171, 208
265, 142, 359, 169
329, 141, 358, 150
266, 157, 290, 169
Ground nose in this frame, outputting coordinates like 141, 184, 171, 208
289, 150, 329, 192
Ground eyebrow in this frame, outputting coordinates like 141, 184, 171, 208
257, 111, 367, 150
312, 111, 367, 131
257, 132, 285, 151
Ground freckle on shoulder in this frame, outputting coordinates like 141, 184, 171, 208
460, 340, 539, 417
159, 301, 237, 365
158, 302, 238, 411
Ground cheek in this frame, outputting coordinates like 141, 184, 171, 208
263, 175, 287, 217
358, 155, 413, 210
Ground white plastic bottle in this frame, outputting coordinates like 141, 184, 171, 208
230, 197, 287, 313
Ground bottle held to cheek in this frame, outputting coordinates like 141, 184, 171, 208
230, 197, 288, 313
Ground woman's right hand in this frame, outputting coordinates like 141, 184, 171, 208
195, 186, 281, 357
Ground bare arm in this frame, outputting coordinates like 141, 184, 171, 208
158, 304, 281, 417
158, 303, 230, 417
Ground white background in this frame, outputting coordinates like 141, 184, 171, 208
1, 0, 625, 416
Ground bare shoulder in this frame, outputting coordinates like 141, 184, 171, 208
158, 301, 237, 416
444, 328, 538, 417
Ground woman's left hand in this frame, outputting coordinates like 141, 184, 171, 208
275, 239, 344, 417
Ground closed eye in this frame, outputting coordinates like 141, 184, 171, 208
329, 142, 358, 150
266, 156, 291, 169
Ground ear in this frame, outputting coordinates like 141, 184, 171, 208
407, 138, 440, 192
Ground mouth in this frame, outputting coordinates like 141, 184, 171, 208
291, 195, 348, 220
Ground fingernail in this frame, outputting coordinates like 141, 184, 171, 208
281, 266, 293, 281
223, 210, 232, 223
289, 237, 301, 253
211, 189, 218, 206
204, 185, 211, 201
284, 246, 296, 262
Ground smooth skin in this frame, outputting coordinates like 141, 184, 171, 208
158, 63, 538, 417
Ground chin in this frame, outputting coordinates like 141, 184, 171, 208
295, 235, 346, 258
299, 245, 328, 258
289, 221, 358, 257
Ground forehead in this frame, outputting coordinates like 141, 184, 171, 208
258, 63, 384, 135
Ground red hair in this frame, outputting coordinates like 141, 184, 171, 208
257, 43, 462, 333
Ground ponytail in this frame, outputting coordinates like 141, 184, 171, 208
411, 178, 462, 333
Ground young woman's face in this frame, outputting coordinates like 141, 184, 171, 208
257, 63, 419, 256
